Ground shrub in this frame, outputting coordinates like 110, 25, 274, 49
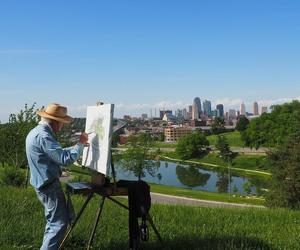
1, 166, 26, 187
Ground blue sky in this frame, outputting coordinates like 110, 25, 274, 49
0, 0, 300, 121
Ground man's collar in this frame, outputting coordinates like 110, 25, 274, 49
38, 121, 53, 134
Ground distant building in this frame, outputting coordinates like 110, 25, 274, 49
119, 134, 130, 144
182, 108, 187, 119
160, 110, 172, 119
123, 115, 132, 120
190, 119, 205, 127
211, 109, 218, 117
164, 126, 192, 142
141, 114, 148, 119
203, 100, 212, 117
162, 113, 176, 122
253, 102, 259, 115
240, 102, 246, 116
192, 98, 200, 120
194, 97, 202, 117
228, 109, 236, 119
216, 104, 224, 117
261, 106, 268, 114
187, 105, 193, 120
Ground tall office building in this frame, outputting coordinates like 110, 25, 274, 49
194, 97, 202, 115
203, 100, 212, 117
261, 106, 268, 114
192, 101, 199, 120
192, 97, 201, 120
216, 104, 224, 117
253, 102, 259, 115
240, 102, 246, 116
182, 108, 187, 119
187, 105, 193, 120
229, 109, 236, 119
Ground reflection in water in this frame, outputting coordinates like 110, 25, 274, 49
115, 161, 269, 195
216, 171, 231, 193
157, 173, 162, 183
176, 165, 211, 188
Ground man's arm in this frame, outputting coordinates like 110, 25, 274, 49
41, 133, 88, 166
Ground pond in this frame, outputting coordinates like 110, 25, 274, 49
114, 161, 269, 196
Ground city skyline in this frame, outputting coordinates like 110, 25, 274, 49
1, 1, 300, 121
1, 96, 300, 122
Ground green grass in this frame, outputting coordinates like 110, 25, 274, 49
207, 131, 244, 147
153, 141, 177, 148
150, 183, 265, 206
198, 154, 269, 172
1, 186, 300, 249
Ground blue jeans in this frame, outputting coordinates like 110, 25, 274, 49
35, 180, 75, 250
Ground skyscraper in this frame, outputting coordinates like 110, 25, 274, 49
253, 102, 259, 115
192, 97, 202, 120
261, 106, 268, 114
187, 105, 193, 120
229, 109, 236, 119
194, 97, 202, 115
240, 102, 246, 116
203, 100, 212, 117
216, 104, 224, 117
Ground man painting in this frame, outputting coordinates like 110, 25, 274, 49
26, 103, 88, 250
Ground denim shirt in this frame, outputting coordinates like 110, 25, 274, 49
26, 124, 84, 189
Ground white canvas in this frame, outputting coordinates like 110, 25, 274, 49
82, 104, 114, 175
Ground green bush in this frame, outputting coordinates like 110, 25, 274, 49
1, 167, 26, 187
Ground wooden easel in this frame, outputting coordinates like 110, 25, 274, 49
59, 102, 163, 250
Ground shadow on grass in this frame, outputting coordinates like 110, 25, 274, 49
64, 235, 277, 250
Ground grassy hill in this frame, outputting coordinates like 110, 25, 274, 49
153, 131, 244, 148
207, 131, 244, 147
1, 186, 300, 249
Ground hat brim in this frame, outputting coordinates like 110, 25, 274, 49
37, 110, 73, 124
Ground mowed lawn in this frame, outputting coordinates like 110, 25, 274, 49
1, 186, 300, 249
207, 131, 244, 147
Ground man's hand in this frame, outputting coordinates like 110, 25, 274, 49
79, 132, 89, 145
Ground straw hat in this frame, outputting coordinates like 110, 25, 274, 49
37, 103, 73, 123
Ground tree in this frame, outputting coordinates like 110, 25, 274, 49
266, 133, 300, 209
242, 101, 300, 149
236, 116, 249, 132
215, 135, 236, 198
120, 133, 160, 180
175, 131, 209, 160
211, 117, 225, 135
176, 165, 210, 187
216, 171, 229, 193
215, 135, 236, 165
0, 103, 39, 168
243, 182, 252, 195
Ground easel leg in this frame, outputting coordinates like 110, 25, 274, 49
107, 196, 129, 210
87, 196, 106, 250
59, 192, 94, 250
147, 214, 163, 245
